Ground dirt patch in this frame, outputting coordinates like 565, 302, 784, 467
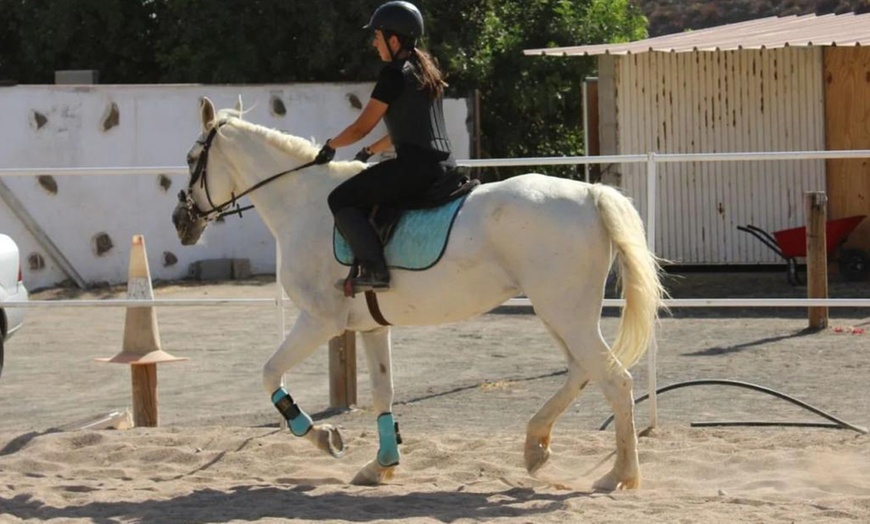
0, 271, 867, 523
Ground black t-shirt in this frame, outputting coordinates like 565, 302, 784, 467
371, 66, 404, 105
368, 58, 453, 161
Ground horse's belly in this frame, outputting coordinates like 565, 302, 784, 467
349, 257, 514, 327
345, 225, 517, 328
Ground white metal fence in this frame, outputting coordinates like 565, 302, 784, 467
4, 148, 870, 311
4, 150, 870, 427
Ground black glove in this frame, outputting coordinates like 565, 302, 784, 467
354, 147, 373, 162
314, 141, 335, 164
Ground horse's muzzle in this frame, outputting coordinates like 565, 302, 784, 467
172, 199, 207, 245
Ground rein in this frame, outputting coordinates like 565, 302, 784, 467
179, 120, 319, 221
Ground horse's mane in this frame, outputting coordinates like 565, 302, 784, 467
216, 109, 363, 178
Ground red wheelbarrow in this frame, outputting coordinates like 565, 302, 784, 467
737, 215, 869, 285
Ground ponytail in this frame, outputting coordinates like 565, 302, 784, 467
410, 48, 447, 99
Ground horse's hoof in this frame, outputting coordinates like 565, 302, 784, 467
592, 469, 640, 491
524, 436, 551, 475
305, 424, 345, 458
351, 459, 396, 486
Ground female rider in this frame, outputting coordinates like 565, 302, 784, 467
314, 1, 455, 293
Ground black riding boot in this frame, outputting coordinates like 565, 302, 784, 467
333, 208, 390, 292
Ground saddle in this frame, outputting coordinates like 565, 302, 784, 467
332, 170, 478, 325
334, 170, 479, 271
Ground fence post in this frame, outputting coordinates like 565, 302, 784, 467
329, 331, 357, 409
806, 191, 829, 329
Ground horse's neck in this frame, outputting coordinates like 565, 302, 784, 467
226, 131, 356, 243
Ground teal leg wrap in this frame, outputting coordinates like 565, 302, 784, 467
272, 388, 313, 437
377, 412, 401, 467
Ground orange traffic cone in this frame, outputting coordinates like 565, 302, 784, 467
98, 235, 186, 427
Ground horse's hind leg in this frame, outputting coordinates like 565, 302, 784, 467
524, 334, 589, 474
533, 305, 641, 490
585, 345, 640, 490
351, 327, 401, 486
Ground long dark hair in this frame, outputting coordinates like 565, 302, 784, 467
394, 32, 446, 99
409, 47, 447, 99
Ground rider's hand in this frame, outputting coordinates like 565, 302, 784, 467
314, 141, 335, 164
354, 147, 373, 162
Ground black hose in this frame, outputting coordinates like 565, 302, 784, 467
690, 421, 842, 429
597, 378, 868, 434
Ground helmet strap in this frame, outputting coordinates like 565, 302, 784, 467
383, 30, 415, 62
383, 30, 398, 62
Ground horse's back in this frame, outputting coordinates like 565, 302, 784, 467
451, 173, 613, 285
462, 174, 611, 253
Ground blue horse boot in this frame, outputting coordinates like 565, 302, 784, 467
377, 412, 402, 467
272, 388, 313, 437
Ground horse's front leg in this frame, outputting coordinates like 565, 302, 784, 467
351, 327, 401, 486
263, 312, 345, 457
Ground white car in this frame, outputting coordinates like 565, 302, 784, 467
0, 234, 28, 379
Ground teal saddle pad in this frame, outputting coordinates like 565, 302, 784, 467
333, 194, 470, 271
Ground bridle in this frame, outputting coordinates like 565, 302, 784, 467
177, 119, 319, 222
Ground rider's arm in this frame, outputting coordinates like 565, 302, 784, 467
327, 99, 388, 149
367, 135, 392, 154
327, 66, 402, 151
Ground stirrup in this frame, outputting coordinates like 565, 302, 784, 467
350, 277, 390, 293
333, 277, 390, 297
335, 263, 389, 297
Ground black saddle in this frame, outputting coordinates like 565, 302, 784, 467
368, 169, 479, 245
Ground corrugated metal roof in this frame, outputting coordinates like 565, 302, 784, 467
524, 13, 870, 56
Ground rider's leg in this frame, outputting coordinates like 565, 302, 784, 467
327, 156, 442, 292
332, 207, 390, 290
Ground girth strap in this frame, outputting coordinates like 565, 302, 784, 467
341, 264, 391, 326
365, 291, 392, 326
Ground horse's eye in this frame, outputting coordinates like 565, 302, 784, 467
187, 155, 195, 166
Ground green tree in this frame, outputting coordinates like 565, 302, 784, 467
0, 0, 648, 181
3, 0, 157, 84
433, 0, 646, 179
150, 0, 382, 83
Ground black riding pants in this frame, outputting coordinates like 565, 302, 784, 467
327, 153, 448, 214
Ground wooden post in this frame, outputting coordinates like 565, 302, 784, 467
806, 191, 829, 329
131, 364, 159, 427
329, 331, 357, 409
473, 89, 481, 159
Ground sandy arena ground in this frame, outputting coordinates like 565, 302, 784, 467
0, 271, 868, 523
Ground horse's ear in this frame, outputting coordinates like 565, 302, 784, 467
199, 96, 216, 131
234, 95, 243, 116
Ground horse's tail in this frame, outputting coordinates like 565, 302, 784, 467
590, 184, 666, 369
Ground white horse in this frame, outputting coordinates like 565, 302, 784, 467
172, 97, 665, 489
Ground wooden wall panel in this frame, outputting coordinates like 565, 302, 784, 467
584, 79, 601, 182
617, 48, 826, 264
824, 47, 870, 252
586, 80, 600, 156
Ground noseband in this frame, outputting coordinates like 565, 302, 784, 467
178, 119, 319, 222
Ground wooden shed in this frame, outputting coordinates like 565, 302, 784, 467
526, 13, 870, 267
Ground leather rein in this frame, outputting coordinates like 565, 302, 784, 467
178, 120, 318, 222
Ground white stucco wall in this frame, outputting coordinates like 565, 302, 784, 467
0, 84, 471, 290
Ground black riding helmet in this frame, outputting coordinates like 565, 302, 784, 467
364, 1, 424, 43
